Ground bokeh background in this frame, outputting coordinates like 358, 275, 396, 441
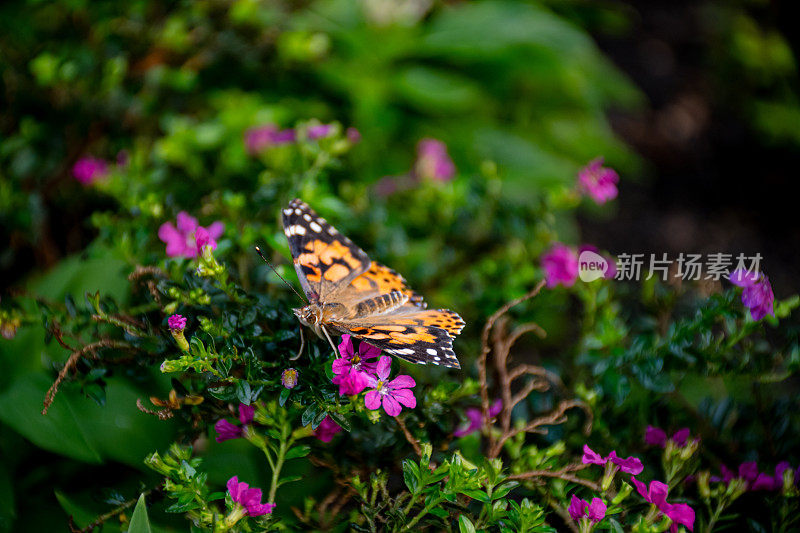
1, 0, 798, 530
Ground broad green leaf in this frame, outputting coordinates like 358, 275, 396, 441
284, 445, 310, 461
458, 515, 477, 533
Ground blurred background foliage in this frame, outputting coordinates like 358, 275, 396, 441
1, 0, 798, 531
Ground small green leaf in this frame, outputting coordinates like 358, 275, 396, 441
458, 515, 476, 533
278, 387, 291, 407
284, 445, 310, 460
301, 405, 318, 427
492, 481, 519, 500
128, 494, 153, 533
460, 489, 490, 503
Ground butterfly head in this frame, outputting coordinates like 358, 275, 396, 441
294, 304, 321, 328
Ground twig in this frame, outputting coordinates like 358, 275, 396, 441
490, 400, 591, 458
136, 398, 174, 420
42, 340, 136, 414
395, 416, 423, 457
507, 464, 599, 491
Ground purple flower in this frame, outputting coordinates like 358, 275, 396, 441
167, 314, 187, 331
307, 124, 334, 140
568, 495, 606, 524
578, 157, 619, 205
215, 404, 255, 442
414, 138, 455, 181
227, 476, 276, 516
582, 444, 606, 466
244, 124, 296, 154
738, 461, 759, 482
631, 477, 695, 532
331, 335, 380, 396
364, 356, 416, 416
281, 368, 299, 389
72, 156, 109, 185
157, 212, 224, 259
645, 426, 695, 448
454, 400, 502, 437
542, 244, 579, 288
645, 425, 668, 447
729, 269, 774, 321
314, 415, 342, 443
582, 445, 643, 475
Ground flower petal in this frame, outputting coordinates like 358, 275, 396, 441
207, 221, 225, 240
364, 390, 381, 410
215, 419, 243, 442
338, 335, 355, 359
648, 480, 669, 509
382, 394, 402, 416
238, 404, 255, 425
645, 425, 668, 447
391, 388, 416, 409
586, 497, 606, 523
388, 374, 415, 389
581, 444, 606, 466
176, 211, 198, 234
567, 495, 586, 521
375, 355, 392, 380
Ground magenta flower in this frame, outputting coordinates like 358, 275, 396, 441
244, 124, 296, 154
72, 156, 109, 185
454, 400, 502, 437
314, 415, 342, 443
568, 495, 606, 524
414, 138, 455, 181
631, 477, 695, 532
215, 404, 255, 442
578, 157, 619, 205
307, 124, 334, 140
157, 212, 224, 259
582, 445, 643, 475
281, 368, 299, 389
542, 243, 579, 288
729, 269, 774, 321
645, 426, 695, 448
167, 314, 187, 331
227, 476, 276, 516
364, 356, 416, 417
331, 334, 380, 396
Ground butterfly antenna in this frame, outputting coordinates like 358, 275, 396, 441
255, 246, 307, 303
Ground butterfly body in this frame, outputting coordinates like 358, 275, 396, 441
282, 199, 464, 368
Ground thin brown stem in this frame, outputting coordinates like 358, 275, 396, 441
508, 464, 599, 491
395, 416, 423, 457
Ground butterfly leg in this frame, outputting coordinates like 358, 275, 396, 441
320, 325, 340, 358
290, 326, 305, 361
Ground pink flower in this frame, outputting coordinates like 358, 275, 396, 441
72, 156, 109, 185
346, 127, 361, 143
157, 212, 224, 259
578, 157, 619, 204
414, 138, 455, 181
644, 426, 695, 448
582, 445, 643, 475
167, 314, 187, 331
542, 243, 579, 288
215, 404, 255, 442
631, 477, 694, 532
568, 495, 606, 524
244, 124, 296, 154
364, 356, 416, 416
331, 335, 380, 396
314, 416, 342, 443
454, 400, 502, 437
227, 476, 276, 516
307, 124, 334, 140
729, 269, 774, 321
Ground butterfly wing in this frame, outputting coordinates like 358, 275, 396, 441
329, 308, 464, 368
347, 261, 426, 308
282, 199, 371, 301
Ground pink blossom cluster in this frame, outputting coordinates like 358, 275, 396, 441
157, 212, 224, 259
577, 157, 619, 205
541, 244, 615, 288
332, 335, 416, 417
227, 476, 275, 516
712, 461, 800, 492
244, 122, 359, 154
729, 268, 775, 321
582, 444, 694, 531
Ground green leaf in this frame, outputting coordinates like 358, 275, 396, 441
403, 459, 421, 493
128, 494, 153, 533
284, 445, 310, 461
460, 489, 490, 503
301, 405, 318, 427
492, 481, 519, 500
458, 515, 477, 533
278, 387, 291, 407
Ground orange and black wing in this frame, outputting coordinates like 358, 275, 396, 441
331, 308, 464, 368
347, 261, 426, 308
282, 199, 371, 302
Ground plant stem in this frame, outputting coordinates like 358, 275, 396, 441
706, 500, 725, 533
267, 421, 292, 503
402, 497, 443, 531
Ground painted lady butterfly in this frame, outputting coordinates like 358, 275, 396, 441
282, 199, 464, 368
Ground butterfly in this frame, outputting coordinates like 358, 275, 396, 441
282, 198, 464, 368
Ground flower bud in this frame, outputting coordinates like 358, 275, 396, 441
281, 368, 299, 389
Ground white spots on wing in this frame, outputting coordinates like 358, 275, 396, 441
303, 214, 311, 221
328, 227, 337, 235
426, 348, 437, 356
391, 348, 415, 355
294, 208, 302, 215
283, 208, 293, 215
285, 225, 306, 236
309, 221, 322, 233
